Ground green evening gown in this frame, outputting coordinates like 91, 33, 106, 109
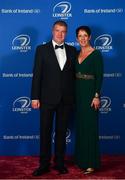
74, 49, 103, 169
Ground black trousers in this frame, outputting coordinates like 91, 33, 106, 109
39, 100, 72, 168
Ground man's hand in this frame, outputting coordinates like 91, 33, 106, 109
31, 100, 40, 109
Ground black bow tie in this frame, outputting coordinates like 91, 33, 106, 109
55, 45, 64, 49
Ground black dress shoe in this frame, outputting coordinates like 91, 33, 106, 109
53, 165, 68, 174
32, 166, 50, 176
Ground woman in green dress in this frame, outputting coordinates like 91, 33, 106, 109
74, 26, 103, 174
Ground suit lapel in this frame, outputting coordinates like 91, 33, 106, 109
63, 44, 71, 70
65, 43, 69, 59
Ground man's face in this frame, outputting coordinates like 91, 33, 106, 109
52, 24, 67, 44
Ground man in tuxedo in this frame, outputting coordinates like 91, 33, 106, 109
31, 20, 76, 176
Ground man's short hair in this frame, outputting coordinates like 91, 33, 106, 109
53, 20, 68, 29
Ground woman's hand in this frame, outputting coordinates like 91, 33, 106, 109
91, 97, 100, 110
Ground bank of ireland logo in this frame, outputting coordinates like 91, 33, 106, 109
99, 96, 111, 114
12, 96, 31, 114
52, 128, 71, 144
66, 128, 71, 144
94, 34, 113, 52
12, 34, 31, 52
53, 1, 72, 19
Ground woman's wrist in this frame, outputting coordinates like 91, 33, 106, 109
94, 93, 100, 99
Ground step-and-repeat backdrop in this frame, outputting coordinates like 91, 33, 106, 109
0, 0, 125, 155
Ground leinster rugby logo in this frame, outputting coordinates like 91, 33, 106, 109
12, 96, 31, 114
52, 1, 72, 19
94, 34, 112, 52
99, 96, 111, 114
12, 34, 31, 52
52, 128, 71, 144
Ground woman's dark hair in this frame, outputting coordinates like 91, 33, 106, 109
76, 26, 91, 37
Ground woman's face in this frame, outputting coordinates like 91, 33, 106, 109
77, 30, 91, 47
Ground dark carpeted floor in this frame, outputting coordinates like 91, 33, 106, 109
0, 155, 125, 179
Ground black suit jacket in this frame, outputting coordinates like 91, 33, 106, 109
31, 41, 76, 105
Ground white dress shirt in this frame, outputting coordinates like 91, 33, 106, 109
52, 40, 66, 71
